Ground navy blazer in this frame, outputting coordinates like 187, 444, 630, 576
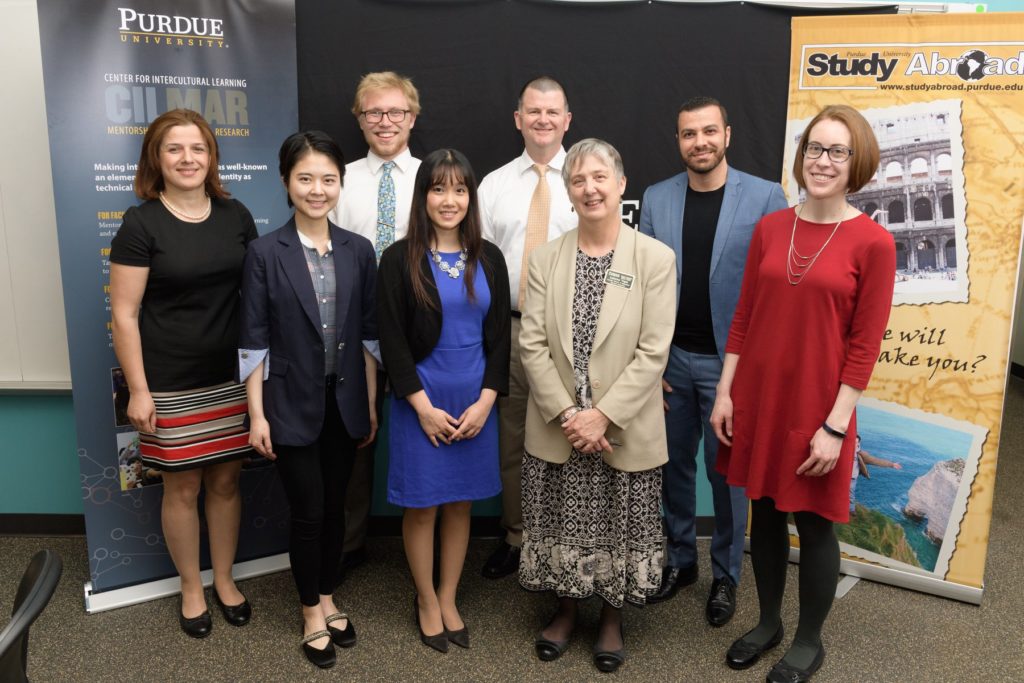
239, 219, 377, 446
639, 168, 787, 358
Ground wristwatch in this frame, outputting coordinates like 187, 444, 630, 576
559, 407, 580, 424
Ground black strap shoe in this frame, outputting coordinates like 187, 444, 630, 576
646, 563, 698, 604
326, 612, 357, 648
706, 577, 737, 627
481, 540, 521, 579
726, 624, 784, 670
301, 629, 336, 669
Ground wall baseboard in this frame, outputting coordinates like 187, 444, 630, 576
0, 513, 86, 535
1, 514, 719, 539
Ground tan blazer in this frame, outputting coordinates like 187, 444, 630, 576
520, 224, 676, 472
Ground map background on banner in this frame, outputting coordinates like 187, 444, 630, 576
786, 12, 1024, 593
36, 0, 298, 593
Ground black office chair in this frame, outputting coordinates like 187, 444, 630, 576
0, 550, 63, 683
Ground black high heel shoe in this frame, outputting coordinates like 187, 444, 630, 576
446, 623, 470, 649
213, 588, 251, 626
413, 595, 448, 653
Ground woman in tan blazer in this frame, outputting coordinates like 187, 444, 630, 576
518, 138, 676, 673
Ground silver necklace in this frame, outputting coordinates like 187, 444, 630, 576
787, 205, 844, 286
431, 247, 467, 279
160, 192, 211, 222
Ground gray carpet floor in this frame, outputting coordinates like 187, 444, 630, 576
3, 376, 1022, 682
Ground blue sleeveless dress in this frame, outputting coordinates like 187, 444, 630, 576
386, 251, 501, 508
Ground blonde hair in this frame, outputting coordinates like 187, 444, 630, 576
350, 71, 421, 117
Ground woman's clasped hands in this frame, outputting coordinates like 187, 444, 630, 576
562, 408, 613, 454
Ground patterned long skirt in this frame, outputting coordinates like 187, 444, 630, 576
518, 452, 664, 608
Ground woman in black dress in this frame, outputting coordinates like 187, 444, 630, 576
110, 109, 257, 638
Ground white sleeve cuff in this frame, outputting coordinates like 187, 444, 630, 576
238, 349, 269, 382
362, 340, 382, 367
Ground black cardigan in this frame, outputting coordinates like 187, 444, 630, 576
377, 239, 511, 399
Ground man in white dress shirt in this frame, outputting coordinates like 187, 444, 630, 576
478, 76, 577, 578
329, 71, 422, 572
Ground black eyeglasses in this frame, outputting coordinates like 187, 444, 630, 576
360, 109, 411, 124
803, 142, 853, 163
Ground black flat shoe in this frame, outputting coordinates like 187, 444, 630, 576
726, 624, 785, 670
706, 576, 737, 627
301, 629, 336, 669
647, 563, 698, 604
481, 540, 521, 579
326, 612, 357, 648
766, 645, 826, 683
592, 623, 625, 673
414, 595, 448, 653
179, 609, 213, 638
178, 598, 212, 639
213, 589, 251, 627
446, 625, 470, 649
535, 632, 570, 661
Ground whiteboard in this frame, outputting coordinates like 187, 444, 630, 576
0, 0, 70, 390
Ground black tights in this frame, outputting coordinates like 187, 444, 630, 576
274, 394, 357, 607
747, 497, 838, 668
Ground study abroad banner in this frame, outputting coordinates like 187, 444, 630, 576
36, 0, 297, 599
785, 13, 1024, 603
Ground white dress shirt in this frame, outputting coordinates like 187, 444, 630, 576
329, 148, 421, 249
479, 147, 577, 310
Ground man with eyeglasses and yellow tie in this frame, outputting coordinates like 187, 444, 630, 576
638, 96, 787, 625
478, 76, 577, 579
329, 71, 422, 576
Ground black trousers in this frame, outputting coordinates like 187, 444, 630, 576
274, 386, 357, 606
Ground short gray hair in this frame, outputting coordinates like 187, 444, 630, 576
562, 138, 625, 190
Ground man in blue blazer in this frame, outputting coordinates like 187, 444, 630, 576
639, 97, 787, 626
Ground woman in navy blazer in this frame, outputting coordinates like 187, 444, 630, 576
239, 131, 377, 669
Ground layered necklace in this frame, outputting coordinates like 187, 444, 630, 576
787, 205, 845, 286
431, 246, 468, 279
160, 191, 211, 222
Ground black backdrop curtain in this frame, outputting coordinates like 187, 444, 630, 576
296, 0, 895, 208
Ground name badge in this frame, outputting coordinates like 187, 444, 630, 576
604, 269, 634, 290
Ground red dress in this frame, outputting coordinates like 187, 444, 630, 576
715, 208, 895, 522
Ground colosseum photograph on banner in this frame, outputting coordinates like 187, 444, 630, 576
785, 100, 969, 305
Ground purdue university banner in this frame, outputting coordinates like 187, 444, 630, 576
36, 0, 297, 605
785, 13, 1024, 603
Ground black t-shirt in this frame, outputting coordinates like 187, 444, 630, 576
674, 184, 725, 354
110, 197, 258, 391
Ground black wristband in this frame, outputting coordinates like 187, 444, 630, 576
821, 422, 846, 439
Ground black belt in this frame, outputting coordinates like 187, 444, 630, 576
511, 310, 522, 319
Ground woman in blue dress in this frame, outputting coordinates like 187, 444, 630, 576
377, 149, 510, 653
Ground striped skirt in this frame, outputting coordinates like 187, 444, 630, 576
139, 381, 252, 471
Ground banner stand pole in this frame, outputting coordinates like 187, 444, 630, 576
83, 552, 290, 614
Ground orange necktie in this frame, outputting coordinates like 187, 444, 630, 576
518, 163, 550, 310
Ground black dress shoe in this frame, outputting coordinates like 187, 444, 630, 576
213, 589, 251, 627
446, 624, 470, 649
706, 577, 737, 627
301, 629, 336, 669
592, 623, 625, 673
481, 541, 521, 579
766, 644, 825, 683
326, 612, 357, 648
414, 595, 448, 653
646, 563, 698, 604
726, 624, 785, 670
179, 606, 213, 639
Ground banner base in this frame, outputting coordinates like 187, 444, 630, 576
83, 553, 290, 614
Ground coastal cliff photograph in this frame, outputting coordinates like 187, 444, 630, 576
836, 399, 986, 575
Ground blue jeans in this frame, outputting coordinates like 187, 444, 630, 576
662, 345, 747, 584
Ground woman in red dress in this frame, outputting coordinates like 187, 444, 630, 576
711, 105, 895, 683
